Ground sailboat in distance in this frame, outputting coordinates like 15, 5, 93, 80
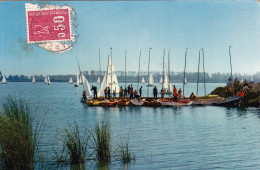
44, 76, 48, 84
32, 76, 36, 83
98, 56, 119, 97
159, 77, 163, 84
74, 73, 79, 87
68, 77, 73, 84
1, 75, 7, 84
97, 77, 100, 84
163, 70, 172, 93
47, 76, 51, 85
141, 77, 145, 84
146, 74, 154, 86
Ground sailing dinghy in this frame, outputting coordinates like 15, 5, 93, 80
141, 77, 145, 84
74, 73, 79, 87
146, 74, 154, 86
32, 76, 36, 83
98, 56, 119, 97
1, 75, 7, 84
68, 77, 73, 84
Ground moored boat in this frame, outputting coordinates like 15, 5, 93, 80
143, 100, 160, 107
131, 98, 144, 106
117, 99, 131, 106
86, 100, 102, 106
101, 100, 117, 107
212, 96, 241, 107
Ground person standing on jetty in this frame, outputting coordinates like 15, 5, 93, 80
104, 87, 107, 99
161, 88, 165, 98
173, 85, 178, 102
124, 87, 127, 98
153, 86, 158, 98
134, 90, 138, 98
120, 86, 123, 98
113, 89, 116, 98
139, 86, 142, 97
91, 85, 97, 99
178, 88, 182, 99
128, 85, 131, 97
108, 87, 111, 99
130, 87, 134, 99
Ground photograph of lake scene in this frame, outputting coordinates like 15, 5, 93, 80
0, 0, 260, 169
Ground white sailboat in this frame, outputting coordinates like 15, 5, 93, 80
81, 73, 92, 98
159, 77, 163, 84
1, 75, 7, 84
47, 76, 51, 85
74, 73, 79, 87
97, 77, 100, 84
44, 76, 48, 84
251, 77, 254, 82
68, 77, 73, 84
141, 77, 145, 84
98, 56, 119, 97
32, 76, 36, 83
147, 74, 154, 86
184, 77, 187, 84
163, 70, 172, 92
79, 75, 83, 84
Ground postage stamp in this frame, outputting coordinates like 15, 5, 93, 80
25, 3, 76, 53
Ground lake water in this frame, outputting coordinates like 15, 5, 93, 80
1, 82, 260, 169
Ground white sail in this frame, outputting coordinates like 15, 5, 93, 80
47, 76, 51, 85
44, 76, 48, 84
141, 77, 145, 84
81, 74, 92, 98
149, 74, 154, 85
184, 77, 187, 84
240, 78, 244, 84
251, 77, 254, 82
32, 76, 36, 83
163, 70, 172, 91
97, 77, 100, 84
69, 77, 73, 84
74, 73, 80, 87
1, 75, 7, 84
98, 56, 119, 97
79, 75, 83, 84
159, 77, 163, 84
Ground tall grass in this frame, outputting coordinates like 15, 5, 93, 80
0, 96, 40, 169
62, 122, 88, 165
93, 120, 111, 165
117, 133, 135, 164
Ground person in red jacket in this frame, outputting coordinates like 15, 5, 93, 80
173, 85, 178, 102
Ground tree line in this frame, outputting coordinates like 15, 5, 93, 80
2, 71, 260, 83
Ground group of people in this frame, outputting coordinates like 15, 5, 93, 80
119, 85, 143, 99
82, 84, 196, 101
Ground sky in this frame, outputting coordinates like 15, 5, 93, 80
0, 0, 260, 76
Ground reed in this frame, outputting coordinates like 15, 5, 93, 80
117, 134, 135, 164
62, 122, 88, 165
0, 96, 40, 170
93, 120, 111, 165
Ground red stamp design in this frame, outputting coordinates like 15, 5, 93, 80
27, 9, 71, 43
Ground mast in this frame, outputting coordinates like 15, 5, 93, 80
183, 48, 188, 97
197, 49, 201, 97
162, 49, 165, 90
125, 50, 126, 89
110, 48, 113, 91
137, 50, 141, 91
99, 49, 102, 96
76, 56, 86, 93
202, 48, 206, 96
229, 46, 234, 96
106, 55, 109, 90
168, 49, 171, 98
147, 48, 151, 97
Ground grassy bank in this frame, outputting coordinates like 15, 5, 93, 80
0, 96, 40, 169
